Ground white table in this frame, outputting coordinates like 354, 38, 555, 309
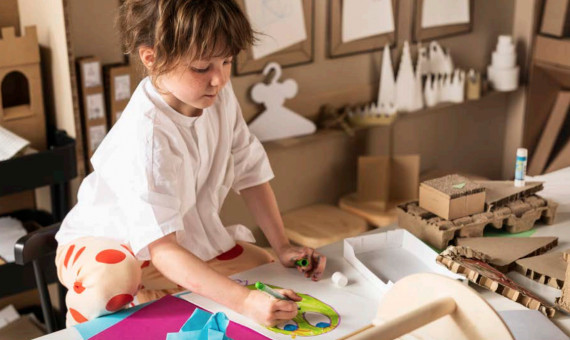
36, 168, 570, 339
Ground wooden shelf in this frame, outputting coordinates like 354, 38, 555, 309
261, 90, 508, 151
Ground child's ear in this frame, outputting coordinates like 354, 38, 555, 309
138, 46, 155, 70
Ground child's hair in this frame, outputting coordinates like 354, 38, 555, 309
118, 0, 255, 77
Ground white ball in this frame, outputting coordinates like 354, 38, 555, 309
332, 272, 348, 287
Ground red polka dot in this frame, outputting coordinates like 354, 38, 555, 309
216, 244, 244, 261
63, 245, 75, 268
73, 281, 85, 294
106, 294, 134, 312
95, 249, 126, 264
72, 246, 86, 266
69, 308, 88, 323
121, 244, 135, 258
141, 260, 150, 269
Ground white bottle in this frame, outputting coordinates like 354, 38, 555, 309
514, 148, 527, 187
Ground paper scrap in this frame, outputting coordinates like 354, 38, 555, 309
0, 126, 30, 161
452, 182, 466, 189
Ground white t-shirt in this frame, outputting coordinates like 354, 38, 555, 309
55, 77, 274, 261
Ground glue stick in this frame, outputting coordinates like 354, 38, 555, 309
514, 148, 527, 187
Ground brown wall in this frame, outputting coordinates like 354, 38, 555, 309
63, 0, 518, 243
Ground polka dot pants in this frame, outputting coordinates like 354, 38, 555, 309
55, 237, 274, 327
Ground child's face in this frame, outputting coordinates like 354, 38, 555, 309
157, 55, 233, 117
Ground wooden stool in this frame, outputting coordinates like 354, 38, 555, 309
342, 273, 513, 340
282, 204, 368, 249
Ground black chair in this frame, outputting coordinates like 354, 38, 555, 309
14, 223, 66, 333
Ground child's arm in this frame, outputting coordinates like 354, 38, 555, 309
148, 233, 300, 326
240, 182, 327, 281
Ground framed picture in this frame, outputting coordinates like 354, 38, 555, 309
413, 0, 473, 42
86, 93, 105, 120
103, 64, 136, 126
77, 56, 108, 162
82, 61, 102, 88
88, 125, 107, 152
234, 0, 314, 75
328, 0, 398, 58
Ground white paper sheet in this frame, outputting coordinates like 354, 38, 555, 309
499, 310, 568, 340
180, 262, 379, 340
528, 167, 570, 213
0, 305, 20, 329
421, 0, 470, 28
0, 217, 27, 263
342, 0, 395, 43
0, 126, 30, 161
244, 0, 307, 60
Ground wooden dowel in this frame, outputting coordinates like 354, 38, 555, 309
343, 297, 456, 340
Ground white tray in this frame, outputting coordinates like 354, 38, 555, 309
344, 229, 464, 292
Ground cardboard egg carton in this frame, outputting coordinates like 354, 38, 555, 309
397, 195, 558, 250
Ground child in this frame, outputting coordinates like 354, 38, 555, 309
55, 0, 326, 328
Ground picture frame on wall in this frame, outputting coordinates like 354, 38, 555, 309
103, 64, 136, 127
77, 56, 108, 165
328, 0, 398, 59
234, 0, 314, 75
413, 0, 473, 42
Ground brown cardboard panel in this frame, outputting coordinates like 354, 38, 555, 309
389, 155, 420, 201
476, 181, 543, 208
358, 156, 390, 202
515, 251, 567, 289
545, 139, 570, 173
534, 36, 570, 69
557, 250, 570, 312
0, 315, 45, 339
540, 0, 570, 37
338, 193, 398, 227
528, 91, 570, 175
456, 237, 558, 272
437, 246, 557, 318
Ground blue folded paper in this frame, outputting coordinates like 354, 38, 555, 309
166, 308, 231, 340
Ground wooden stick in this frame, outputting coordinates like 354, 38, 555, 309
343, 297, 456, 340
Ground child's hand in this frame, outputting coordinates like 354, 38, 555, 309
242, 289, 301, 327
276, 245, 327, 281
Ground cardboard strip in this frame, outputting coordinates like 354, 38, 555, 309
475, 181, 544, 209
555, 251, 570, 313
436, 246, 557, 318
456, 237, 559, 273
515, 251, 567, 289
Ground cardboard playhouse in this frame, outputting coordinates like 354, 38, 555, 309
0, 26, 46, 150
398, 175, 559, 250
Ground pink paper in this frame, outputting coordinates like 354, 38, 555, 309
91, 295, 197, 339
90, 295, 269, 340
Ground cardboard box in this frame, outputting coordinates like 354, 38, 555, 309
343, 229, 464, 293
540, 0, 570, 37
419, 174, 486, 220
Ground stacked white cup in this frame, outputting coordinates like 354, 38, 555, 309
487, 35, 519, 91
